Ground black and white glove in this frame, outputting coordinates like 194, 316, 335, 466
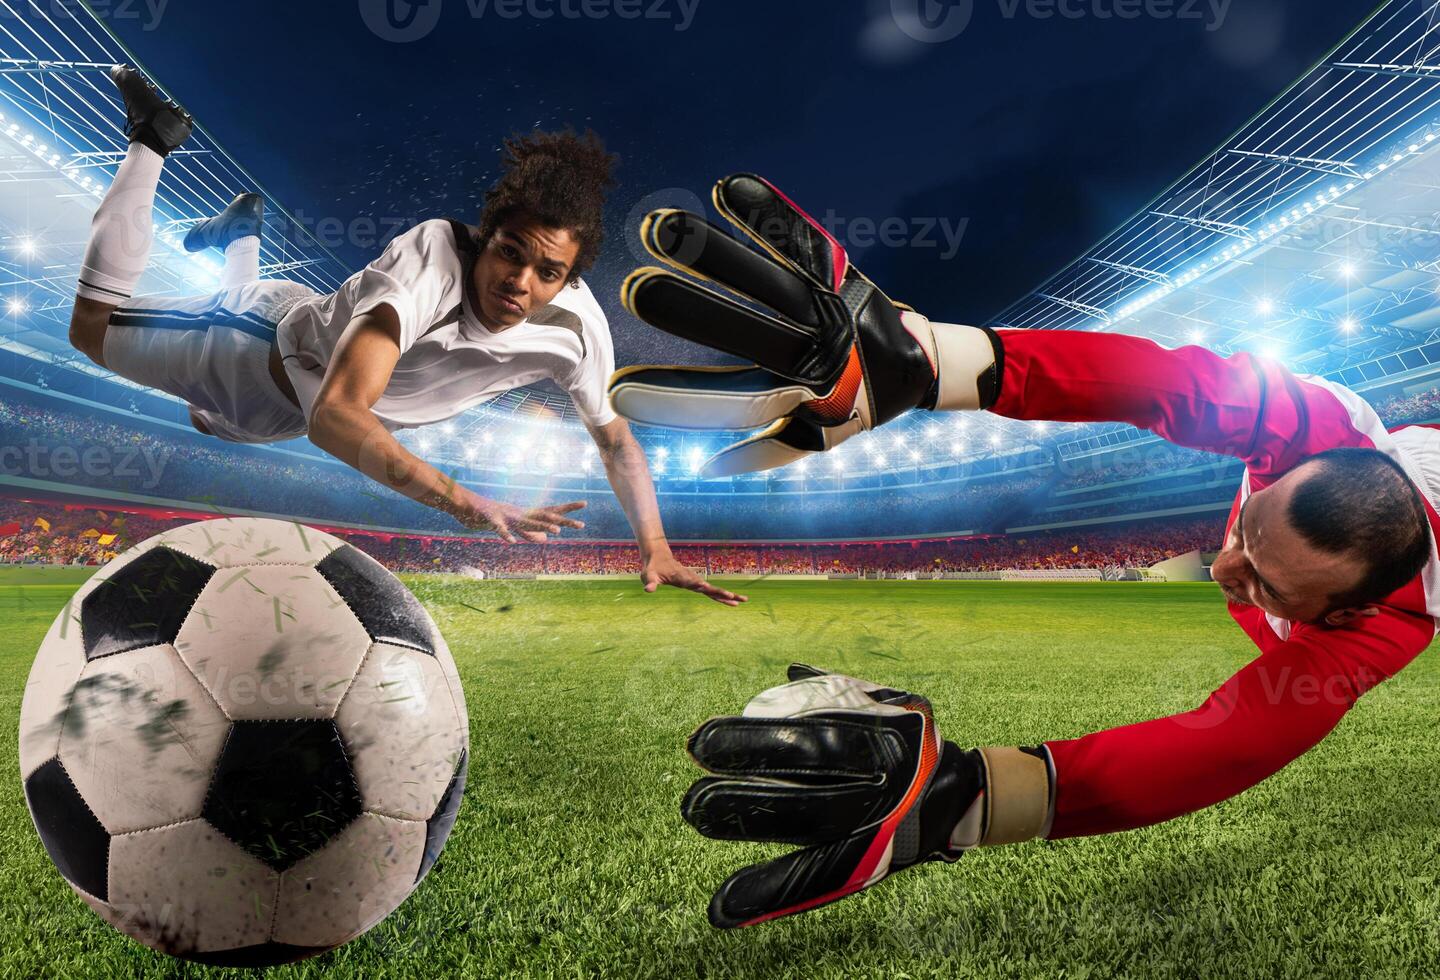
608, 174, 1005, 477
682, 665, 1053, 928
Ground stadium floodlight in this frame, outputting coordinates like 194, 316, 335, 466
949, 442, 963, 455
925, 424, 940, 440
440, 422, 455, 436
1034, 421, 1049, 434
1340, 317, 1358, 334
1257, 297, 1276, 316
463, 447, 476, 461
6, 298, 26, 315
989, 435, 1001, 447
417, 437, 433, 453
1187, 329, 1206, 344
1339, 261, 1356, 279
17, 238, 35, 256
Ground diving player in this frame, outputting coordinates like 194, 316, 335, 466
67, 65, 744, 605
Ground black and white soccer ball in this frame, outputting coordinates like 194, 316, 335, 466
17, 518, 470, 967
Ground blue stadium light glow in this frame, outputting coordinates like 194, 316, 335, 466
3, 1, 1440, 498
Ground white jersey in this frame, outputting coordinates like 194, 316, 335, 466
275, 218, 617, 431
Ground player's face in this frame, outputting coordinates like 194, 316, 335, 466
1209, 466, 1370, 625
473, 217, 581, 329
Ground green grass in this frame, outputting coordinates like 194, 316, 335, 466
3, 578, 1439, 978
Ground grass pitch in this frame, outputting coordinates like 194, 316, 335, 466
2, 577, 1439, 978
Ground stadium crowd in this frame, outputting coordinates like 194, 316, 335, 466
0, 376, 1434, 545
0, 496, 1222, 577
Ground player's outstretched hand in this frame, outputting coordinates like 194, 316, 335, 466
683, 665, 988, 928
641, 553, 748, 606
608, 174, 1005, 477
458, 495, 586, 544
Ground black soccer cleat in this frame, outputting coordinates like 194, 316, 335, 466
108, 63, 193, 157
184, 193, 265, 252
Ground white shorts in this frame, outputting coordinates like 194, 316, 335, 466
103, 280, 317, 444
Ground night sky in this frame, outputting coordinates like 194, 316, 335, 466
108, 0, 1364, 365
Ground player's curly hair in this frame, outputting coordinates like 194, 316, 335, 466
477, 129, 618, 282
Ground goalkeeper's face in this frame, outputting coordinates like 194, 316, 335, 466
1210, 470, 1370, 626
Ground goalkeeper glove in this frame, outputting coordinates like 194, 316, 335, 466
608, 174, 1005, 477
682, 664, 1053, 928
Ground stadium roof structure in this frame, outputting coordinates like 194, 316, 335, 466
3, 1, 1440, 490
995, 0, 1440, 454
0, 0, 349, 392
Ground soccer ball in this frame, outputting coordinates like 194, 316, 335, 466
17, 517, 469, 966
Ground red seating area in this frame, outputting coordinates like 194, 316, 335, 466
0, 498, 1222, 575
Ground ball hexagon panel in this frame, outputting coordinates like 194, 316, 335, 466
58, 645, 231, 834
272, 813, 427, 950
23, 758, 110, 901
148, 517, 345, 569
174, 564, 372, 721
433, 627, 469, 734
201, 720, 364, 872
316, 545, 436, 656
335, 642, 467, 820
80, 547, 215, 661
107, 820, 278, 960
19, 541, 175, 779
19, 597, 93, 779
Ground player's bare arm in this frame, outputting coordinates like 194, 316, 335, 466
586, 416, 747, 606
308, 303, 585, 544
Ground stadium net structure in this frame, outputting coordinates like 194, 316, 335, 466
2, 2, 1440, 578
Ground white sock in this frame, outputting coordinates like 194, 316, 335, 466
220, 235, 261, 290
77, 143, 163, 304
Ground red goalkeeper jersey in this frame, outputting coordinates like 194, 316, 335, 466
989, 329, 1439, 837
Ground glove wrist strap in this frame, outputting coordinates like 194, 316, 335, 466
902, 314, 1005, 412
948, 745, 1054, 851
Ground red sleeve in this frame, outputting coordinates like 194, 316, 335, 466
992, 330, 1384, 476
1044, 605, 1433, 838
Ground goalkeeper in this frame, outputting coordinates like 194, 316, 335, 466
607, 174, 1439, 928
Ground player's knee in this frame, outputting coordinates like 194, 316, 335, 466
188, 408, 213, 436
68, 298, 112, 367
